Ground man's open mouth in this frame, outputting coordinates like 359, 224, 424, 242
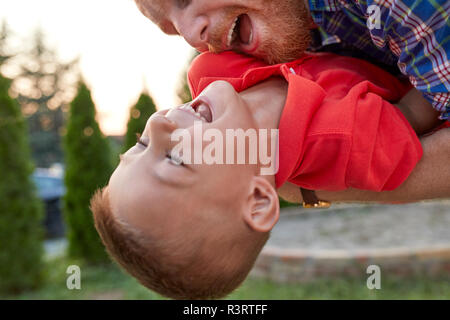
226, 14, 256, 52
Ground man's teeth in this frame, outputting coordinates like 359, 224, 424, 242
180, 104, 208, 122
227, 17, 239, 47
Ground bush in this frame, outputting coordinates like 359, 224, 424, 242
122, 93, 157, 152
0, 74, 44, 293
63, 81, 113, 263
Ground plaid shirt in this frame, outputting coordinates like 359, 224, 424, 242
307, 0, 450, 120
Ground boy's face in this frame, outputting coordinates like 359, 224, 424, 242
108, 81, 260, 236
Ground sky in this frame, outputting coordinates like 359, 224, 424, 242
0, 0, 194, 135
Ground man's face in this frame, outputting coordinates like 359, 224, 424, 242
134, 0, 312, 64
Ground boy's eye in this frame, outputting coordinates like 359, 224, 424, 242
136, 133, 148, 147
135, 133, 184, 166
167, 152, 184, 166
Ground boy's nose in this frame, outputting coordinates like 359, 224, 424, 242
148, 115, 178, 151
175, 15, 210, 51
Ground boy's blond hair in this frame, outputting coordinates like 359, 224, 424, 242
90, 188, 269, 299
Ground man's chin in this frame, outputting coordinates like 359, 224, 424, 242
257, 44, 310, 65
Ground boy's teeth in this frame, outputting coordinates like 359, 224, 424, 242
179, 103, 208, 122
227, 17, 238, 47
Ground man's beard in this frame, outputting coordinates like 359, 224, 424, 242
254, 0, 312, 64
207, 0, 312, 65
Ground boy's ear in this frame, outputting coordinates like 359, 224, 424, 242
243, 177, 280, 233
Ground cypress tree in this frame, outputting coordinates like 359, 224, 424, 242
0, 74, 44, 294
63, 81, 112, 263
177, 50, 200, 104
11, 29, 78, 168
122, 93, 157, 152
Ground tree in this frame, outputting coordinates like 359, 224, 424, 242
0, 74, 44, 294
9, 28, 78, 168
176, 50, 200, 104
122, 92, 157, 153
0, 21, 13, 67
63, 81, 112, 263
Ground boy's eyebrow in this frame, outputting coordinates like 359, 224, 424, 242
119, 152, 175, 186
118, 152, 145, 166
152, 161, 196, 188
119, 149, 194, 188
118, 153, 134, 167
153, 169, 174, 186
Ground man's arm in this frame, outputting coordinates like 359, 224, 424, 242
278, 128, 450, 204
363, 0, 450, 124
395, 87, 443, 136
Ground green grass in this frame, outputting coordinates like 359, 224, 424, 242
2, 255, 449, 300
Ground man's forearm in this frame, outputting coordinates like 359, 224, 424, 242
278, 128, 450, 204
395, 88, 443, 136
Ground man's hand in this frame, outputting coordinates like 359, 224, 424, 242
278, 128, 450, 204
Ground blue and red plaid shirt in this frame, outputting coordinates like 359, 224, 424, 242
307, 0, 450, 120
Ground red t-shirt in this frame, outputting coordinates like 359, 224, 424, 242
188, 51, 423, 192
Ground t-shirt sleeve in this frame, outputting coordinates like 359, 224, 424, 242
344, 82, 423, 191
296, 80, 423, 192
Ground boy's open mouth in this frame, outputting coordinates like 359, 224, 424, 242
179, 99, 213, 123
226, 14, 257, 52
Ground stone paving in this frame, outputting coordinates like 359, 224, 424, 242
269, 201, 450, 250
251, 200, 450, 282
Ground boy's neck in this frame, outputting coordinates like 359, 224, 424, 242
240, 77, 288, 130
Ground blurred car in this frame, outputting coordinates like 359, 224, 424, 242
32, 168, 66, 239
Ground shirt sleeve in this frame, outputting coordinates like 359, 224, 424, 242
343, 82, 423, 191
295, 80, 423, 192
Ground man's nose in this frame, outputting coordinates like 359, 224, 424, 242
175, 15, 210, 51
